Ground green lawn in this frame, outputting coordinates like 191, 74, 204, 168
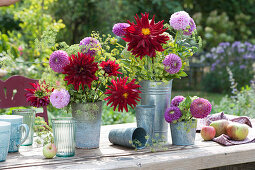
171, 90, 226, 105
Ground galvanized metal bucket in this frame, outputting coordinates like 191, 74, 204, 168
140, 80, 173, 143
170, 119, 197, 146
72, 101, 102, 149
108, 127, 147, 149
135, 105, 155, 145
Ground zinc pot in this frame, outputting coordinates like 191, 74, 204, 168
140, 80, 173, 142
170, 119, 197, 146
72, 101, 102, 149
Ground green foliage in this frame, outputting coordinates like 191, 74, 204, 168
49, 0, 183, 44
178, 96, 198, 122
185, 0, 255, 49
213, 85, 255, 118
212, 68, 255, 118
102, 102, 135, 125
34, 117, 54, 146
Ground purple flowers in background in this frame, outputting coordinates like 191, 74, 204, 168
205, 41, 255, 72
164, 106, 182, 123
112, 23, 130, 37
162, 53, 182, 74
49, 50, 70, 73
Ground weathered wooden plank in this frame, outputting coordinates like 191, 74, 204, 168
1, 121, 255, 169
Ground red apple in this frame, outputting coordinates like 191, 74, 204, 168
226, 122, 249, 141
210, 120, 229, 137
43, 143, 57, 159
201, 126, 216, 140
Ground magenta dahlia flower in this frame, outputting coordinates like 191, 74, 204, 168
190, 98, 212, 118
79, 37, 101, 57
162, 54, 182, 74
169, 11, 191, 30
50, 89, 70, 109
171, 96, 185, 107
49, 50, 69, 73
183, 18, 196, 36
164, 106, 182, 123
112, 23, 130, 37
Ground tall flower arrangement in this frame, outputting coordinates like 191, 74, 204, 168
113, 11, 202, 82
25, 33, 141, 113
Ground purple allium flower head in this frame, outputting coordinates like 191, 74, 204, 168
190, 98, 212, 118
240, 65, 246, 69
183, 18, 196, 36
229, 61, 234, 66
164, 106, 182, 123
49, 50, 69, 73
169, 11, 191, 30
79, 37, 101, 57
112, 23, 130, 37
171, 96, 185, 107
163, 53, 182, 74
50, 89, 70, 109
219, 42, 230, 48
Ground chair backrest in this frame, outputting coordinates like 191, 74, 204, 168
0, 75, 49, 124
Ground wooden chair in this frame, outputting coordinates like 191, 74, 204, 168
0, 75, 49, 124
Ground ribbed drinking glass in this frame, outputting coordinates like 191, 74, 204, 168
12, 109, 35, 146
52, 118, 75, 157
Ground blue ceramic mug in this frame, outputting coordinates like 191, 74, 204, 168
0, 115, 29, 152
0, 121, 11, 162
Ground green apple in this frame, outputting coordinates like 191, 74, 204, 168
43, 143, 57, 159
209, 120, 229, 137
226, 122, 249, 141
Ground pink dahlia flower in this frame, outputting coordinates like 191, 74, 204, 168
164, 106, 182, 123
112, 23, 130, 37
49, 50, 69, 73
171, 96, 185, 107
169, 11, 191, 30
190, 98, 212, 118
50, 89, 70, 109
162, 53, 182, 74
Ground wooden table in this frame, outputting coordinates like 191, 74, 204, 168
2, 122, 255, 170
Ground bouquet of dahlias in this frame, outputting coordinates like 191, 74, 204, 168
165, 96, 212, 124
25, 32, 141, 113
112, 11, 202, 82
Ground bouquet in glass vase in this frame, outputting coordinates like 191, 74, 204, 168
112, 11, 202, 142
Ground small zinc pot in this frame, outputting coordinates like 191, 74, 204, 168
170, 119, 197, 146
72, 101, 102, 149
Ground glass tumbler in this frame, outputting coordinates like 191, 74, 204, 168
52, 118, 76, 157
12, 109, 35, 146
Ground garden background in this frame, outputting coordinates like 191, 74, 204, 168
0, 0, 255, 124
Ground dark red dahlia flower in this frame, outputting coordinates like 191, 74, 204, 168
25, 82, 52, 108
100, 60, 122, 76
63, 52, 99, 90
104, 77, 141, 112
122, 12, 169, 59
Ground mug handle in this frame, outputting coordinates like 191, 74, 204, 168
18, 124, 29, 146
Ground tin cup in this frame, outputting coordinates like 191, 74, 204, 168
108, 127, 147, 149
135, 105, 155, 145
